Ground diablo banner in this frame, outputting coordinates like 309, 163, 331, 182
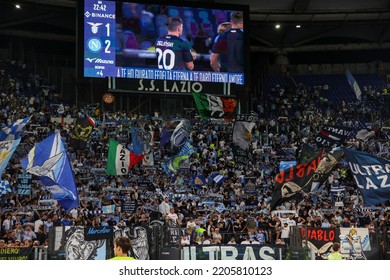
301, 228, 337, 260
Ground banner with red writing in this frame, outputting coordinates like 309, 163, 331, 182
301, 228, 337, 260
270, 149, 343, 210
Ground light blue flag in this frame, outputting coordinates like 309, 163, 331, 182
21, 131, 79, 211
0, 139, 21, 177
0, 116, 31, 141
345, 70, 362, 101
102, 204, 116, 214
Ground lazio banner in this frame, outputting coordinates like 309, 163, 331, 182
107, 139, 131, 176
344, 149, 390, 206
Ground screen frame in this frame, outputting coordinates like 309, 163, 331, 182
77, 0, 250, 97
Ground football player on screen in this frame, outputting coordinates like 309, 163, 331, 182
155, 16, 196, 71
210, 11, 244, 73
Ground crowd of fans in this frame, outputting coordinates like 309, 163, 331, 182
1, 59, 390, 251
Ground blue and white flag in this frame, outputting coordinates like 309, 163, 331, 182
0, 180, 11, 196
330, 183, 346, 193
213, 174, 226, 186
0, 116, 31, 141
215, 203, 226, 213
21, 131, 79, 211
344, 149, 390, 206
345, 70, 362, 101
0, 139, 21, 177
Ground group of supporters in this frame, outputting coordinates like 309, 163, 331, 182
1, 59, 390, 253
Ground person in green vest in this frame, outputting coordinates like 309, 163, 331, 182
109, 237, 136, 260
328, 242, 343, 260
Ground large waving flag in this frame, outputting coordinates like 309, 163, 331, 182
192, 93, 237, 121
345, 70, 362, 101
270, 149, 343, 210
21, 131, 79, 211
0, 116, 31, 141
69, 116, 95, 150
344, 149, 390, 206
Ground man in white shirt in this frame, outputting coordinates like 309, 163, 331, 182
159, 197, 171, 218
166, 208, 179, 225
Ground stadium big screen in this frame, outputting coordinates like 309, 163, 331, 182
82, 0, 249, 95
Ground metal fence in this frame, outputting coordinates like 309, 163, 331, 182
2, 224, 389, 260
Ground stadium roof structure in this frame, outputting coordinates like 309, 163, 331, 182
0, 0, 389, 55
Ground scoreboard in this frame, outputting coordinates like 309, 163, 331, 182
82, 0, 249, 94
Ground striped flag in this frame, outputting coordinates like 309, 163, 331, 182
211, 174, 226, 186
106, 139, 131, 176
0, 180, 11, 196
